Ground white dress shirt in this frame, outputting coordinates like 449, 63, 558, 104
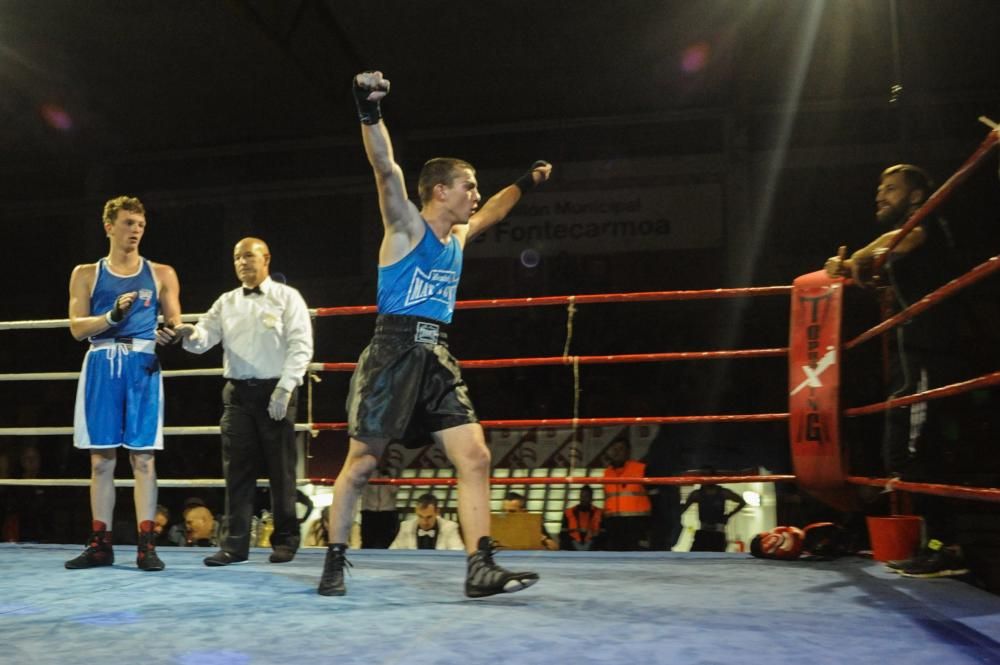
183, 276, 313, 392
390, 516, 464, 551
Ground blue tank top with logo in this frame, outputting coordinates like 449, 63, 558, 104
377, 220, 463, 324
90, 257, 159, 341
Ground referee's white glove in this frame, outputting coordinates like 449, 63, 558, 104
268, 387, 292, 420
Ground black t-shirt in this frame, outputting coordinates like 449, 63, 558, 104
885, 216, 963, 357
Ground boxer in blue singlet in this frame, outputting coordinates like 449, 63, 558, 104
318, 71, 553, 599
64, 195, 183, 571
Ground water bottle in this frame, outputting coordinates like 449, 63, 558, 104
257, 510, 274, 547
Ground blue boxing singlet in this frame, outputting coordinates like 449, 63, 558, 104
377, 220, 462, 324
90, 257, 159, 340
75, 256, 163, 449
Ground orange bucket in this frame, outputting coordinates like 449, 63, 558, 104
866, 515, 923, 561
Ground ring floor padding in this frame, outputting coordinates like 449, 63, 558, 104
2, 544, 999, 664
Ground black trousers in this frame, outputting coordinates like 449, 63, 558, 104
360, 510, 399, 549
882, 338, 964, 478
691, 529, 727, 552
603, 516, 648, 551
648, 486, 682, 551
220, 380, 300, 558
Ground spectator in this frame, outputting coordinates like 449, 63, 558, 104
390, 494, 463, 550
166, 497, 212, 546
305, 506, 331, 547
644, 429, 684, 551
601, 437, 651, 550
824, 164, 969, 578
560, 485, 603, 551
681, 483, 746, 552
183, 502, 219, 547
501, 491, 558, 551
5, 443, 54, 542
153, 504, 173, 546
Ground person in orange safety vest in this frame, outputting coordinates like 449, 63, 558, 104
560, 485, 603, 550
602, 438, 651, 550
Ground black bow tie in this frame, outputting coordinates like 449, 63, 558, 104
243, 285, 263, 296
417, 528, 436, 538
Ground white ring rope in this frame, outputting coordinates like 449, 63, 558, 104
0, 364, 331, 382
0, 478, 313, 488
0, 371, 80, 381
0, 311, 320, 331
0, 368, 228, 381
0, 424, 313, 436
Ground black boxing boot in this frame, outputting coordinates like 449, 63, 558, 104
317, 543, 352, 596
65, 521, 114, 569
136, 521, 165, 571
465, 537, 539, 598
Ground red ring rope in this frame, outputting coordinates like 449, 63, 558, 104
314, 286, 792, 317
310, 413, 788, 432
310, 474, 797, 487
847, 476, 1000, 503
319, 348, 787, 373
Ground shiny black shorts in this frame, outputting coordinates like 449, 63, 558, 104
346, 314, 478, 447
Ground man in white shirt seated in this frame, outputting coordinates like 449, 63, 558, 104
390, 493, 463, 551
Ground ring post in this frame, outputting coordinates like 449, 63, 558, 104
789, 271, 857, 511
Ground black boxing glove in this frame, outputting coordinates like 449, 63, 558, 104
353, 73, 388, 125
514, 160, 550, 193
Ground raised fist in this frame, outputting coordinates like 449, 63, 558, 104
355, 71, 390, 102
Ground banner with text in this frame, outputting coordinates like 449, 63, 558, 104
468, 183, 724, 257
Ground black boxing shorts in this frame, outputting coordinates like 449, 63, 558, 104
346, 314, 479, 448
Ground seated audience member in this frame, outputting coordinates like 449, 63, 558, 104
184, 503, 218, 547
5, 443, 54, 542
169, 497, 218, 547
501, 491, 558, 551
390, 494, 463, 550
560, 485, 603, 551
305, 506, 331, 547
153, 505, 174, 546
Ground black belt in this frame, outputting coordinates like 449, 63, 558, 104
229, 378, 279, 387
91, 336, 149, 347
374, 314, 448, 344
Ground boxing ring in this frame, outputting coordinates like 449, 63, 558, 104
2, 125, 1000, 663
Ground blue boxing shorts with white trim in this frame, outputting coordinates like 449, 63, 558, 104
73, 338, 164, 450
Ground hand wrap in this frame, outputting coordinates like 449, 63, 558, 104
353, 73, 388, 125
514, 160, 550, 193
107, 294, 130, 325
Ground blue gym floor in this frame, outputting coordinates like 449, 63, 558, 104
2, 544, 999, 665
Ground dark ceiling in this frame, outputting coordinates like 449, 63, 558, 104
3, 0, 998, 164
2, 0, 999, 445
